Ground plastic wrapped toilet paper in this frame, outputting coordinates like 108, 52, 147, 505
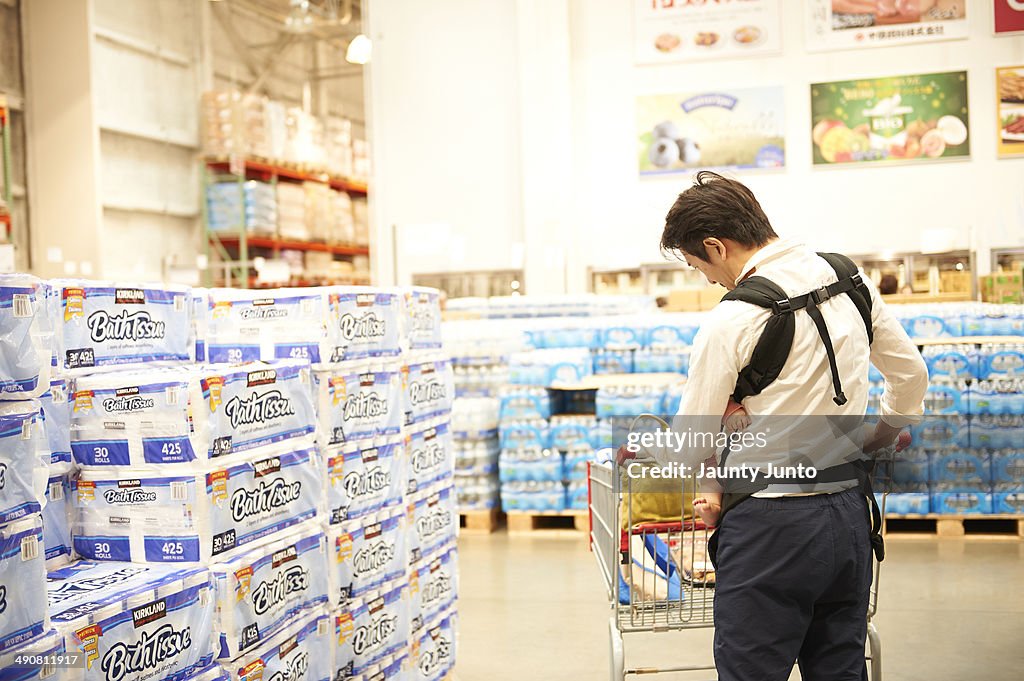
41, 375, 72, 466
182, 664, 231, 681
402, 359, 453, 427
69, 361, 315, 467
47, 561, 184, 611
0, 516, 48, 653
333, 582, 410, 679
0, 628, 65, 681
324, 437, 405, 524
327, 507, 407, 607
325, 288, 403, 361
350, 649, 408, 681
403, 288, 443, 352
192, 290, 209, 364
44, 465, 74, 568
0, 400, 50, 526
205, 288, 327, 364
0, 274, 52, 399
315, 363, 402, 445
405, 420, 453, 495
48, 562, 215, 681
407, 485, 457, 565
409, 545, 457, 635
73, 440, 323, 563
48, 281, 193, 373
223, 608, 331, 681
410, 611, 455, 681
210, 523, 329, 660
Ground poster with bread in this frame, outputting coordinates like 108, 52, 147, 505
806, 0, 969, 51
810, 71, 970, 165
997, 66, 1024, 158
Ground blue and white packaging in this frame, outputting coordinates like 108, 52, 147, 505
410, 612, 455, 681
44, 465, 74, 568
40, 376, 72, 466
223, 608, 331, 681
182, 664, 231, 681
0, 400, 49, 526
881, 493, 930, 515
891, 452, 932, 484
991, 451, 1024, 484
192, 290, 209, 364
334, 582, 410, 678
46, 561, 186, 611
48, 281, 192, 373
48, 564, 216, 681
324, 437, 405, 524
0, 516, 48, 652
930, 451, 992, 484
325, 288, 403, 361
931, 491, 993, 514
210, 523, 329, 660
406, 420, 453, 494
205, 288, 328, 364
993, 490, 1024, 514
0, 629, 65, 681
0, 274, 52, 399
403, 287, 443, 351
315, 364, 403, 445
327, 508, 407, 607
408, 485, 457, 565
409, 546, 457, 634
351, 650, 408, 681
403, 359, 454, 427
73, 440, 323, 563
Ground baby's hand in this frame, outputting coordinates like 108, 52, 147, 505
725, 409, 751, 433
693, 497, 722, 528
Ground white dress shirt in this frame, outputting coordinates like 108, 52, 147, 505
671, 239, 930, 495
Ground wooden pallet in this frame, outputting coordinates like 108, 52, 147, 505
459, 509, 500, 534
885, 513, 1024, 537
506, 510, 589, 534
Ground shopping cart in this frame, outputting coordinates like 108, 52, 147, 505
587, 415, 907, 681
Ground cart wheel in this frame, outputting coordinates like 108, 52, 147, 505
608, 615, 624, 681
867, 621, 882, 681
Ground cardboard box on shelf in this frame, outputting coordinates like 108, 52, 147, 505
699, 286, 724, 310
665, 286, 724, 312
980, 272, 1023, 303
939, 270, 972, 294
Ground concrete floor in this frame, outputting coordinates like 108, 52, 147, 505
451, 532, 1024, 681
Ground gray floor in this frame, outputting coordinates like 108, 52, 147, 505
452, 532, 1024, 681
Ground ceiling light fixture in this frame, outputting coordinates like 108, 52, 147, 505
346, 34, 372, 64
285, 0, 315, 33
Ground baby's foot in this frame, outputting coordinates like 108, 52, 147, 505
693, 498, 722, 527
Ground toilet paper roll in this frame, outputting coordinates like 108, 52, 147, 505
205, 288, 328, 365
323, 436, 405, 525
0, 400, 50, 526
410, 610, 455, 681
73, 440, 324, 563
0, 628, 65, 681
44, 465, 74, 569
333, 581, 409, 679
0, 274, 52, 399
324, 288, 403, 362
48, 563, 216, 681
402, 358, 453, 427
69, 360, 316, 467
41, 375, 72, 466
407, 484, 457, 566
403, 287, 443, 352
405, 419, 453, 496
327, 507, 407, 608
210, 523, 329, 660
223, 608, 331, 681
47, 280, 193, 374
314, 362, 403, 445
409, 544, 458, 636
0, 515, 48, 653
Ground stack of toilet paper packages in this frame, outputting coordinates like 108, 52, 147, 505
0, 274, 53, 399
403, 288, 444, 353
0, 516, 49, 654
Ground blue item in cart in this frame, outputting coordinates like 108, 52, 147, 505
991, 451, 1024, 484
931, 491, 993, 514
931, 451, 992, 484
993, 491, 1024, 514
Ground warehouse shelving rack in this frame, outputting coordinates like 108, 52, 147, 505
202, 155, 370, 288
0, 99, 12, 241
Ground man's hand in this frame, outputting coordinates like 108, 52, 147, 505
863, 421, 911, 454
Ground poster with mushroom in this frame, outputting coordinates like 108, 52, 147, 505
633, 0, 782, 65
637, 87, 786, 175
997, 66, 1024, 158
805, 0, 969, 51
810, 71, 969, 166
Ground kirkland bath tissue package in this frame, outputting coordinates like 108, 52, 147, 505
324, 436, 405, 524
223, 608, 331, 681
0, 516, 48, 653
314, 363, 403, 445
403, 358, 453, 427
0, 628, 65, 681
406, 420, 453, 494
0, 274, 52, 399
73, 441, 323, 563
0, 400, 49, 526
411, 612, 455, 681
409, 545, 458, 634
192, 289, 209, 364
325, 288, 403, 361
333, 582, 410, 679
41, 376, 72, 466
408, 484, 457, 565
327, 507, 407, 606
404, 287, 443, 352
48, 563, 215, 681
48, 281, 193, 373
205, 288, 328, 364
210, 523, 329, 660
44, 465, 74, 568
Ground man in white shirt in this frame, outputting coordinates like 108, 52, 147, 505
660, 171, 928, 680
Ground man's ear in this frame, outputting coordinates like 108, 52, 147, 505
703, 238, 725, 262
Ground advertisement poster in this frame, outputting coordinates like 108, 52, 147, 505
806, 0, 969, 51
633, 0, 782, 65
994, 0, 1024, 34
997, 67, 1024, 158
637, 87, 786, 175
810, 71, 970, 166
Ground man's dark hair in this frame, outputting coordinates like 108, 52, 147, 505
661, 171, 778, 261
879, 274, 899, 295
